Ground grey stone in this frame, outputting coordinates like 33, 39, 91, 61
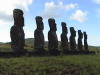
83, 32, 89, 51
78, 30, 83, 51
48, 18, 58, 51
10, 9, 25, 52
60, 22, 69, 52
34, 16, 45, 52
70, 27, 76, 51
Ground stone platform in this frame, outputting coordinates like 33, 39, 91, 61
0, 50, 96, 58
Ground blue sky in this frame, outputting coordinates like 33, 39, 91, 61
0, 0, 100, 46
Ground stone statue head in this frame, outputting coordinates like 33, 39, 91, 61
35, 16, 44, 30
78, 30, 83, 39
61, 22, 68, 34
83, 32, 87, 39
48, 18, 57, 31
70, 27, 76, 37
13, 9, 24, 27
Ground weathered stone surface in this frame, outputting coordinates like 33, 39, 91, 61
70, 27, 76, 51
78, 30, 83, 51
83, 32, 89, 51
48, 18, 58, 51
34, 16, 45, 52
60, 22, 69, 52
10, 9, 25, 52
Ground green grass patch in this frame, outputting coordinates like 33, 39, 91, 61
0, 55, 99, 75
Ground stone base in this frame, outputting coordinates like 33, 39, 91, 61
63, 50, 95, 55
12, 49, 27, 53
48, 49, 60, 55
33, 49, 46, 56
0, 50, 96, 57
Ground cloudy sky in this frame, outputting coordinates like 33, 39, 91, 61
0, 0, 100, 46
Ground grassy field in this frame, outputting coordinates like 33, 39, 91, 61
0, 40, 100, 75
0, 55, 100, 75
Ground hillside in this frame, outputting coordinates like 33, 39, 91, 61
2, 38, 34, 46
25, 38, 34, 46
0, 38, 99, 52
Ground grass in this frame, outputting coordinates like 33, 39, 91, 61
0, 44, 100, 75
0, 43, 100, 52
0, 55, 99, 75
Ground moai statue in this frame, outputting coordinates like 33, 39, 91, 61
70, 27, 76, 51
60, 22, 69, 52
78, 30, 83, 51
83, 32, 89, 51
34, 16, 45, 52
10, 9, 25, 52
48, 18, 58, 52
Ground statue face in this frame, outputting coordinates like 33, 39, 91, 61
50, 22, 54, 29
48, 19, 57, 31
70, 27, 75, 36
62, 23, 67, 34
80, 32, 83, 39
13, 10, 24, 27
85, 34, 87, 39
36, 18, 42, 22
78, 30, 83, 38
36, 17, 44, 30
81, 33, 83, 38
53, 23, 57, 31
63, 27, 67, 34
18, 16, 24, 27
84, 32, 87, 39
65, 27, 67, 34
13, 10, 23, 18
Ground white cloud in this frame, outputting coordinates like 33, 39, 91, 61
65, 3, 78, 10
0, 0, 33, 26
0, 30, 11, 42
92, 0, 100, 4
25, 30, 34, 38
41, 1, 77, 18
70, 10, 87, 23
